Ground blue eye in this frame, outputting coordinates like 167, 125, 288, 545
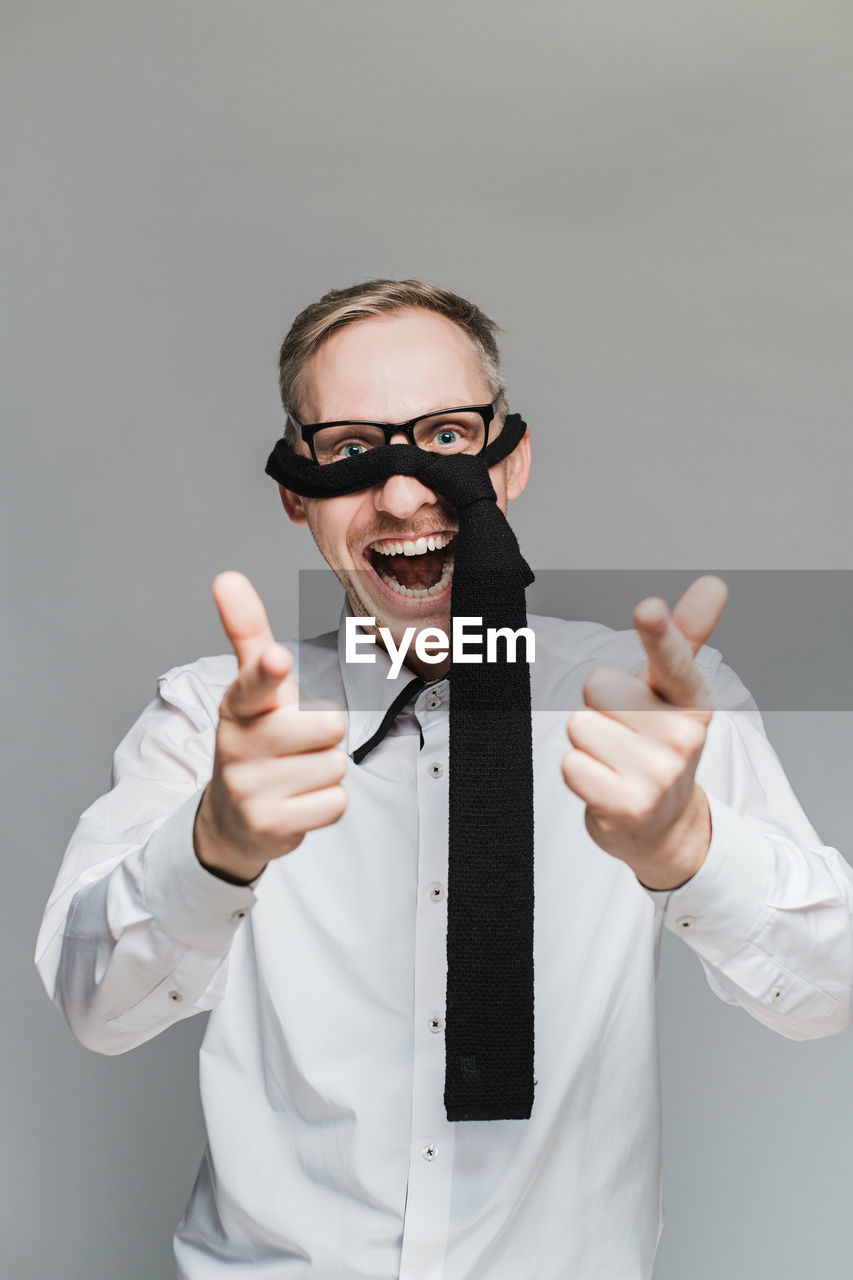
341, 442, 368, 458
435, 429, 460, 447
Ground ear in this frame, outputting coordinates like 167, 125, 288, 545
505, 426, 531, 502
279, 485, 308, 525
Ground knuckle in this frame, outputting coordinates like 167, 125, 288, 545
623, 781, 658, 824
588, 811, 617, 837
215, 721, 243, 763
222, 680, 253, 721
325, 784, 348, 822
567, 707, 595, 743
661, 755, 686, 792
650, 759, 683, 799
241, 796, 270, 837
291, 707, 326, 749
326, 747, 349, 781
292, 706, 347, 748
666, 716, 705, 756
561, 749, 580, 784
220, 762, 251, 804
668, 651, 697, 690
325, 709, 348, 742
269, 707, 299, 749
582, 667, 611, 706
644, 743, 681, 787
272, 832, 305, 858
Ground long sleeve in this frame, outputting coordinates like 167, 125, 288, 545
657, 658, 853, 1039
34, 656, 256, 1054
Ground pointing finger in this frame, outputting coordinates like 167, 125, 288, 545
213, 572, 299, 718
213, 571, 276, 670
634, 576, 728, 708
634, 599, 710, 709
670, 575, 729, 655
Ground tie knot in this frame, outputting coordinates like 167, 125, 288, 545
414, 451, 497, 511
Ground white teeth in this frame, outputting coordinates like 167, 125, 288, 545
368, 532, 455, 557
368, 533, 456, 598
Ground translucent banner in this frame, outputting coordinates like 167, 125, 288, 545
297, 569, 853, 712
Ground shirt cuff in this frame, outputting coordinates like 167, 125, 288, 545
647, 794, 774, 963
143, 792, 259, 950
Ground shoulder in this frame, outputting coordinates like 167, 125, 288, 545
156, 655, 237, 729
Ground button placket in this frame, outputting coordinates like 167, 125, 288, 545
399, 708, 453, 1278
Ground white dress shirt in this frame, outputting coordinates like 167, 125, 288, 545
36, 613, 853, 1279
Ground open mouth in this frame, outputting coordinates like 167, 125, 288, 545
366, 532, 456, 600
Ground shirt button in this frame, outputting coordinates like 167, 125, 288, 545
168, 989, 183, 1002
428, 762, 444, 779
421, 1143, 439, 1162
429, 882, 445, 902
429, 1016, 444, 1034
425, 690, 441, 710
676, 915, 696, 930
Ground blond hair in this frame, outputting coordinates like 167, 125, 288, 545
278, 279, 504, 444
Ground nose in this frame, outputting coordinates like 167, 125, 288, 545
373, 430, 441, 519
374, 468, 439, 521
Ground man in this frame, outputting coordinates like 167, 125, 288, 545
37, 280, 853, 1278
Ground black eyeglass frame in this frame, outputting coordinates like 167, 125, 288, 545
288, 392, 505, 464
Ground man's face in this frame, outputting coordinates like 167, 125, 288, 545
280, 307, 530, 675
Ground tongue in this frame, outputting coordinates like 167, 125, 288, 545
382, 547, 446, 590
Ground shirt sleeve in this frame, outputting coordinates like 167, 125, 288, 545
652, 653, 853, 1039
34, 659, 258, 1055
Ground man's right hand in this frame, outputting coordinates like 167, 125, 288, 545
193, 571, 349, 884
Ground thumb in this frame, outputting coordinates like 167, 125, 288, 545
212, 571, 276, 669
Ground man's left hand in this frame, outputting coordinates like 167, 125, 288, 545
561, 575, 729, 891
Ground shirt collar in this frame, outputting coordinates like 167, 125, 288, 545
336, 602, 434, 758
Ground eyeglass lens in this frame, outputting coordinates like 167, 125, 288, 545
312, 409, 489, 464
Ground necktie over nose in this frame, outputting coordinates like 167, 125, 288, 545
266, 414, 535, 1121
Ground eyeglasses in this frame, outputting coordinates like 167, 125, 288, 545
289, 392, 505, 465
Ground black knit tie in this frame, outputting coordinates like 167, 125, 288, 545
266, 415, 535, 1121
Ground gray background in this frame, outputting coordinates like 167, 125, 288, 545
3, 1, 853, 1276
